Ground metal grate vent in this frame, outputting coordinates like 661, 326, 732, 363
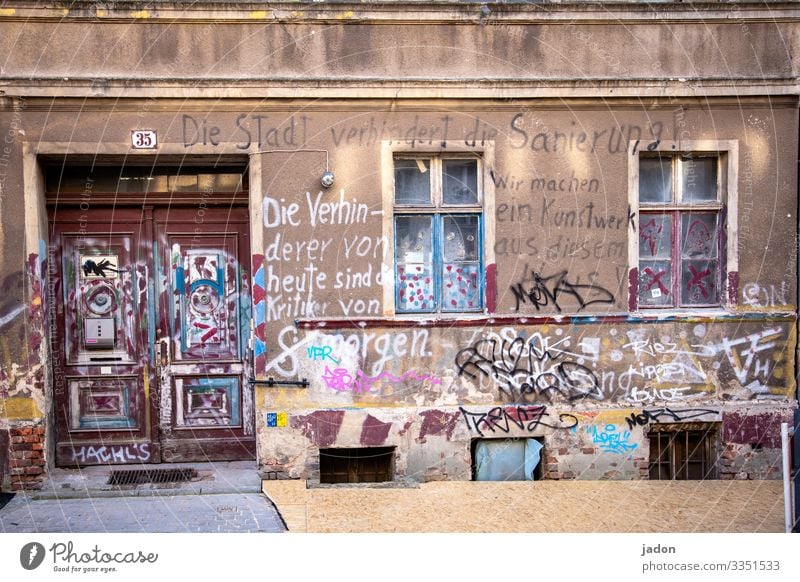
107, 468, 197, 486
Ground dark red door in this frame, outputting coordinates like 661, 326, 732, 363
154, 207, 255, 462
50, 205, 254, 465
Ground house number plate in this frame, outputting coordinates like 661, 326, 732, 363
131, 129, 157, 149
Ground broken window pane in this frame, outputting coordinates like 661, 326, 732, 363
473, 438, 543, 481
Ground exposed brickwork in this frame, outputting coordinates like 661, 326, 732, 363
716, 442, 784, 481
8, 426, 45, 491
0, 429, 8, 488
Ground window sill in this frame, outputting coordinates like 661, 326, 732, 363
295, 309, 797, 329
630, 307, 796, 321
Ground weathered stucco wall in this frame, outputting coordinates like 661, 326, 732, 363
0, 100, 797, 487
257, 320, 795, 480
0, 10, 797, 95
0, 2, 798, 489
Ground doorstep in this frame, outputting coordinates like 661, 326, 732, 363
31, 461, 262, 500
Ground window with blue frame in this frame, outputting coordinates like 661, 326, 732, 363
393, 155, 484, 313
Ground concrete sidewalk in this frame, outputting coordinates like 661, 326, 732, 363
0, 492, 285, 533
0, 462, 285, 533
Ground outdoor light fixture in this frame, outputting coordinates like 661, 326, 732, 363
253, 149, 334, 188
320, 171, 335, 188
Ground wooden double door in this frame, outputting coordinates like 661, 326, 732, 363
50, 205, 254, 465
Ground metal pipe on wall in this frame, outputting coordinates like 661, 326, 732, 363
782, 423, 793, 533
794, 410, 800, 533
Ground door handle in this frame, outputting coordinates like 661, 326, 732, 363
157, 338, 170, 368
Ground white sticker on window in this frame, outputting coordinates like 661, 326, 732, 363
651, 288, 662, 298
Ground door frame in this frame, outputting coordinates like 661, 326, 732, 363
26, 146, 261, 467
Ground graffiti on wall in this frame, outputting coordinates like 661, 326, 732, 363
265, 325, 433, 378
741, 283, 791, 309
321, 366, 441, 394
624, 407, 718, 430
454, 323, 792, 404
459, 405, 578, 437
455, 333, 602, 403
590, 424, 638, 454
69, 443, 151, 464
509, 269, 615, 312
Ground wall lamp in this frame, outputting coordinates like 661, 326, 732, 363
253, 149, 334, 188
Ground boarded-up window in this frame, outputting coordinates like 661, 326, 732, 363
472, 438, 543, 481
319, 447, 394, 484
648, 424, 717, 480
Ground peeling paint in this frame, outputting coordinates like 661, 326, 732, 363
291, 410, 345, 447
418, 409, 460, 442
722, 411, 790, 448
360, 413, 392, 445
0, 397, 42, 420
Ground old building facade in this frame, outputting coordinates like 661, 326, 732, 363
0, 1, 797, 499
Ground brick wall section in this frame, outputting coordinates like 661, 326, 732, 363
0, 429, 9, 488
9, 426, 45, 491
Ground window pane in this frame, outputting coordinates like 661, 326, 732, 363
681, 213, 718, 258
443, 159, 478, 204
397, 264, 435, 312
443, 215, 480, 261
681, 157, 717, 202
394, 159, 431, 204
395, 215, 433, 262
639, 214, 672, 258
638, 260, 673, 307
395, 216, 434, 312
681, 259, 719, 305
639, 157, 673, 204
442, 263, 481, 311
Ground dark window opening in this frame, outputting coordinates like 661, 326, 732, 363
45, 165, 248, 194
319, 447, 395, 484
648, 424, 717, 480
471, 438, 544, 481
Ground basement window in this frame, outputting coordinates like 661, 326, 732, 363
471, 438, 543, 481
319, 447, 395, 484
648, 424, 717, 480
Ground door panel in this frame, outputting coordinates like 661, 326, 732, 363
169, 234, 241, 361
51, 205, 254, 465
51, 210, 156, 466
155, 208, 254, 462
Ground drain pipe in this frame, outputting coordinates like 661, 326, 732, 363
795, 118, 800, 533
794, 411, 800, 533
782, 423, 795, 532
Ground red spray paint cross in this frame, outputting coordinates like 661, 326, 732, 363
687, 265, 712, 299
